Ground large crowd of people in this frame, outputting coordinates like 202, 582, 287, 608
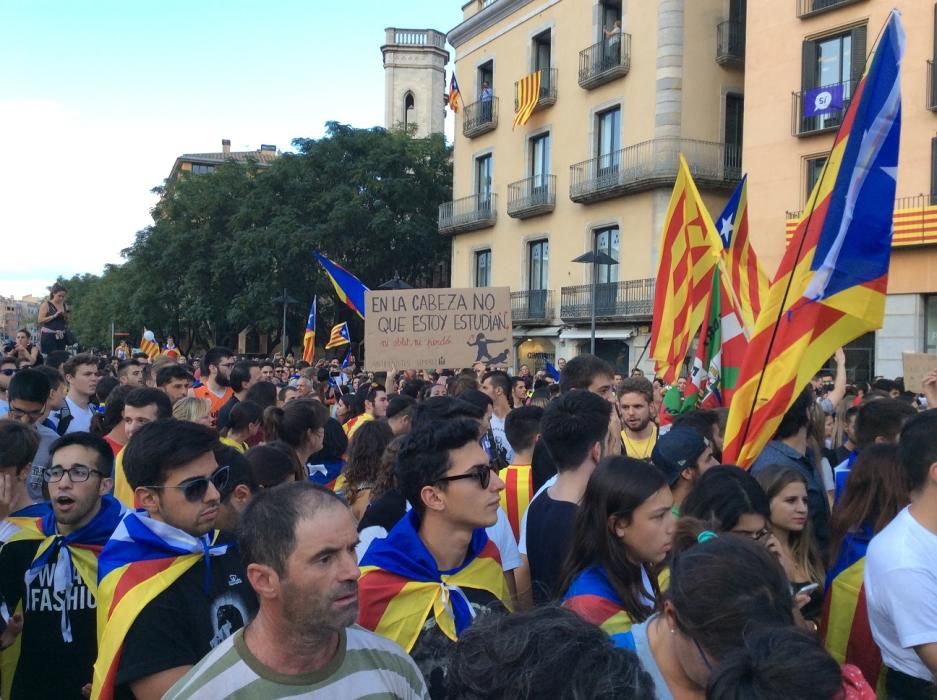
0, 334, 935, 699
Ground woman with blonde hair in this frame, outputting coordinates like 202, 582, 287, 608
755, 464, 826, 625
172, 396, 212, 426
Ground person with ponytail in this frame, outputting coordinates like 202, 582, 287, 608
707, 626, 876, 700
559, 457, 676, 647
263, 398, 328, 479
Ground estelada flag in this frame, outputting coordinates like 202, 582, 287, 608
649, 156, 723, 383
563, 566, 640, 649
723, 11, 904, 467
302, 296, 317, 363
325, 322, 351, 350
91, 512, 228, 700
139, 330, 159, 360
357, 510, 512, 652
448, 73, 462, 112
313, 251, 370, 320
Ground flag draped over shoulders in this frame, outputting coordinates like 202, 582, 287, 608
563, 565, 638, 650
723, 12, 904, 467
498, 465, 532, 542
91, 512, 228, 700
357, 510, 511, 652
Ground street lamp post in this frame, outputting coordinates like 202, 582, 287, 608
572, 249, 618, 355
271, 288, 299, 357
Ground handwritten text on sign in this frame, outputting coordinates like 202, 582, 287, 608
364, 287, 513, 370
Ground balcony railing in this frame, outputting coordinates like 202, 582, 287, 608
512, 290, 554, 325
578, 33, 631, 89
560, 278, 655, 322
514, 67, 558, 112
438, 193, 497, 235
928, 61, 937, 111
792, 79, 857, 137
569, 138, 741, 204
507, 174, 556, 219
463, 97, 499, 138
716, 20, 745, 66
796, 0, 867, 18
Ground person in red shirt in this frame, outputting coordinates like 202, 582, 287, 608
190, 347, 235, 427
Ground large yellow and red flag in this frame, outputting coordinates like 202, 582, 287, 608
716, 176, 768, 336
513, 70, 541, 129
723, 11, 904, 467
649, 156, 723, 384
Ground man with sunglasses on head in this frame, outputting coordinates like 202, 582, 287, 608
356, 418, 512, 698
3, 369, 59, 501
0, 432, 124, 699
92, 419, 258, 700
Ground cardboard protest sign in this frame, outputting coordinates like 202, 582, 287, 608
364, 287, 513, 370
902, 352, 937, 394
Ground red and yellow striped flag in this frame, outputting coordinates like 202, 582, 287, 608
649, 156, 723, 384
139, 330, 159, 360
513, 70, 541, 129
498, 465, 532, 542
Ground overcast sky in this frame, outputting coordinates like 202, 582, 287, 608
0, 0, 461, 298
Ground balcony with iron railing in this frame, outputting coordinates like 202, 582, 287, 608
928, 61, 937, 111
438, 193, 497, 235
514, 67, 558, 113
511, 289, 554, 325
569, 138, 741, 204
507, 174, 556, 219
560, 278, 655, 322
462, 97, 499, 138
796, 0, 867, 18
578, 33, 631, 89
791, 79, 857, 137
716, 20, 745, 66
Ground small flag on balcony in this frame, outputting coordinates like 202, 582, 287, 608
804, 83, 845, 117
513, 70, 541, 129
448, 73, 462, 112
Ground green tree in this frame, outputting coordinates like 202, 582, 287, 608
65, 123, 452, 354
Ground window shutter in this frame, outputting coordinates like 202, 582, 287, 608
930, 138, 937, 205
802, 40, 818, 90
850, 25, 867, 83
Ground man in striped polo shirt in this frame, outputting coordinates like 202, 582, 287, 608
165, 481, 427, 699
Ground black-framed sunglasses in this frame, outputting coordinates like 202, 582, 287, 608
434, 463, 498, 490
143, 465, 230, 503
44, 464, 108, 483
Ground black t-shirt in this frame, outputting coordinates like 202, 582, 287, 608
525, 491, 579, 605
410, 587, 507, 700
0, 539, 98, 699
114, 548, 258, 698
357, 488, 407, 533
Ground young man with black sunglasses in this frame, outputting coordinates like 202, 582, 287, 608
0, 432, 124, 699
92, 419, 257, 700
356, 418, 511, 698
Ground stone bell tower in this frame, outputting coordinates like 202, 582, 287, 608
381, 27, 449, 137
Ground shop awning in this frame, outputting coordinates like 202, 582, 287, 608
513, 326, 562, 338
560, 328, 634, 341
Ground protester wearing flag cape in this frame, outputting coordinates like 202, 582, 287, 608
0, 433, 125, 700
90, 419, 257, 700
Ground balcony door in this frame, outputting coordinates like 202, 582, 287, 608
475, 154, 492, 212
594, 226, 619, 315
724, 94, 743, 176
530, 132, 551, 204
801, 27, 865, 132
596, 107, 621, 183
528, 240, 549, 319
474, 249, 491, 288
533, 30, 552, 95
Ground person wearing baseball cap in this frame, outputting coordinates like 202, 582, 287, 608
651, 425, 718, 515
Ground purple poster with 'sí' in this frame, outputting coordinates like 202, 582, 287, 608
804, 84, 845, 117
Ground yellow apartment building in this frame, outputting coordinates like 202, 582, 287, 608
441, 0, 746, 374
746, 0, 937, 380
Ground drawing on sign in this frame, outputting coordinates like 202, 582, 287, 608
467, 332, 509, 364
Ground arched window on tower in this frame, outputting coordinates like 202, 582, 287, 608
404, 92, 415, 130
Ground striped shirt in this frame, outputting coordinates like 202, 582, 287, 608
165, 625, 429, 699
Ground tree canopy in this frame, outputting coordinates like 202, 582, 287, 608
60, 123, 452, 353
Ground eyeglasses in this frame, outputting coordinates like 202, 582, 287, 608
434, 463, 498, 490
218, 362, 235, 370
8, 405, 45, 420
733, 525, 771, 542
0, 368, 17, 376
44, 464, 108, 483
143, 465, 230, 503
